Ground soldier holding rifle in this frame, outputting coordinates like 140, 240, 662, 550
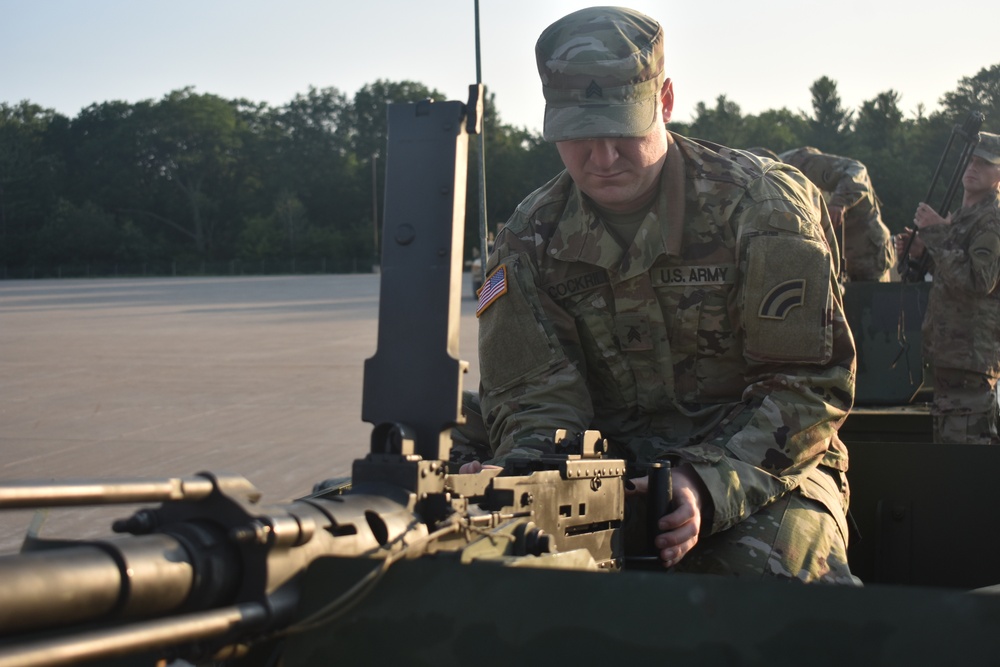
896, 132, 1000, 444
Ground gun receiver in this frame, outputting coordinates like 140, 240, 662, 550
899, 110, 985, 282
0, 89, 625, 667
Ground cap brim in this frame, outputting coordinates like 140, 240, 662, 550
973, 147, 1000, 165
542, 98, 659, 142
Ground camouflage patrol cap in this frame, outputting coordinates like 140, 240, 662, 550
746, 146, 781, 161
974, 132, 1000, 165
535, 6, 665, 142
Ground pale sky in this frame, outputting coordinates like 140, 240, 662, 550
3, 0, 997, 132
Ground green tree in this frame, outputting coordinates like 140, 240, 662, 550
805, 76, 853, 151
741, 108, 809, 154
853, 90, 904, 152
847, 90, 916, 234
939, 63, 1000, 133
689, 95, 744, 145
469, 91, 562, 256
141, 89, 246, 253
270, 86, 363, 259
67, 100, 154, 211
273, 190, 309, 256
0, 102, 66, 264
9, 64, 1000, 276
35, 199, 119, 264
348, 80, 446, 162
272, 86, 353, 196
347, 80, 447, 257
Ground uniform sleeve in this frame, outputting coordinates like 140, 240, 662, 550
679, 167, 855, 535
477, 225, 595, 465
782, 150, 867, 211
923, 216, 1000, 296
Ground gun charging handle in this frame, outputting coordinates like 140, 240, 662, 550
647, 461, 673, 554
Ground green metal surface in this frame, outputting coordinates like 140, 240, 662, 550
846, 440, 1000, 588
841, 406, 934, 443
844, 281, 932, 406
287, 556, 1000, 666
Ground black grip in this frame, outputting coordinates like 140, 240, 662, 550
647, 461, 673, 553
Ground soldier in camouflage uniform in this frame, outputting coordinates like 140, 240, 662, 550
462, 7, 858, 584
778, 147, 896, 282
896, 132, 1000, 444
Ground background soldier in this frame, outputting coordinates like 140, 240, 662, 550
896, 132, 1000, 444
779, 146, 896, 282
465, 6, 858, 583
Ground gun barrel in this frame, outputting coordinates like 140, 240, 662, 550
0, 534, 200, 634
0, 477, 216, 509
0, 603, 268, 667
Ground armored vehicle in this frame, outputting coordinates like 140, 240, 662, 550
1, 92, 998, 667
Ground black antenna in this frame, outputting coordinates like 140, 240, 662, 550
474, 0, 489, 291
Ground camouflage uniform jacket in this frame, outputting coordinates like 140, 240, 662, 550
778, 147, 894, 281
477, 133, 856, 536
919, 190, 1000, 377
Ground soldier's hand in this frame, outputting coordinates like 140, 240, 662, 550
896, 227, 925, 259
914, 202, 947, 229
458, 461, 502, 474
894, 230, 909, 256
827, 205, 845, 228
627, 465, 705, 568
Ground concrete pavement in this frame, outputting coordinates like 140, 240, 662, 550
0, 273, 482, 552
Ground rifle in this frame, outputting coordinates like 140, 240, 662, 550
899, 110, 985, 282
0, 89, 627, 667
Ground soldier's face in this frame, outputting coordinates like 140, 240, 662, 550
963, 156, 1000, 197
556, 130, 668, 213
555, 80, 674, 214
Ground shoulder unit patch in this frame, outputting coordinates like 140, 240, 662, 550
759, 279, 806, 320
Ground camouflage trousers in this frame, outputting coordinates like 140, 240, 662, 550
455, 391, 858, 584
931, 367, 1000, 445
623, 466, 856, 584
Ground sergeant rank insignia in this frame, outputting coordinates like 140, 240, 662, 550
476, 265, 508, 317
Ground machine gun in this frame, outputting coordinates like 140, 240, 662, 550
898, 110, 985, 282
6, 95, 1000, 667
0, 89, 627, 667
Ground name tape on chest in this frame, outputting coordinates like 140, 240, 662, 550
652, 264, 736, 287
543, 271, 610, 300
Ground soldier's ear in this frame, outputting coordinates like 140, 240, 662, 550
661, 79, 674, 123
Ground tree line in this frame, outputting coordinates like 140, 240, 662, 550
1, 64, 998, 279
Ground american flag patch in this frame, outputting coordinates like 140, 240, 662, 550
476, 265, 508, 317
